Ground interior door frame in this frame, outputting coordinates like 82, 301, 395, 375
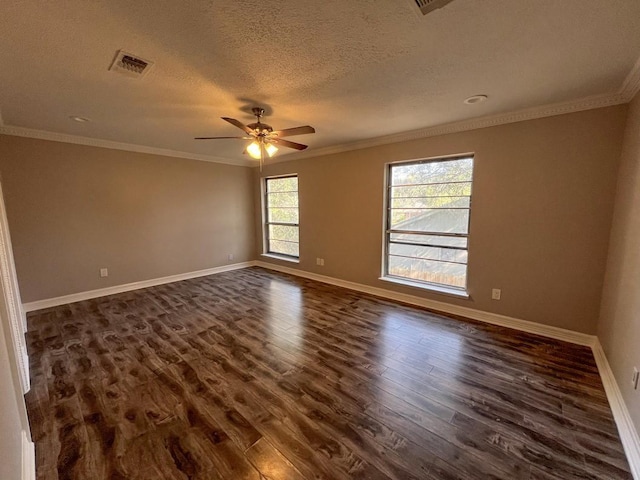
0, 177, 35, 479
0, 179, 29, 394
0, 177, 32, 445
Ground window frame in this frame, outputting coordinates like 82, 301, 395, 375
263, 174, 300, 261
382, 155, 474, 296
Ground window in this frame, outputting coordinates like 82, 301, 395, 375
384, 156, 474, 292
264, 175, 299, 258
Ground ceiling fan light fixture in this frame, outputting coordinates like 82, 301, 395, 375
265, 143, 278, 157
247, 141, 278, 160
247, 141, 262, 159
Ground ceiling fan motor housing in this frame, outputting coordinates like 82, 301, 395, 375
248, 108, 272, 134
247, 122, 273, 134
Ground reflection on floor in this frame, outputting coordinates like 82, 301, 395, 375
25, 267, 631, 479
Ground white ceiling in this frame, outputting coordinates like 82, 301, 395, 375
1, 0, 640, 166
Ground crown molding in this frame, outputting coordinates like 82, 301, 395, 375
0, 89, 634, 168
620, 55, 640, 102
283, 91, 628, 162
0, 125, 253, 167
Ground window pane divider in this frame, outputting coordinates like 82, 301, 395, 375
387, 229, 468, 237
389, 207, 470, 211
267, 222, 299, 227
389, 253, 467, 266
391, 195, 470, 199
389, 240, 467, 251
390, 180, 472, 188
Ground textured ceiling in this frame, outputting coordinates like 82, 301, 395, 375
1, 0, 640, 165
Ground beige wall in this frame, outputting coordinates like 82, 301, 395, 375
0, 107, 629, 333
599, 92, 640, 431
0, 136, 256, 303
255, 106, 628, 334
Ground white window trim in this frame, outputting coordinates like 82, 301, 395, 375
382, 154, 474, 295
263, 174, 300, 260
379, 275, 470, 298
261, 253, 300, 264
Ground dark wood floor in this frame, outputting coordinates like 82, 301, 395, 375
25, 267, 631, 479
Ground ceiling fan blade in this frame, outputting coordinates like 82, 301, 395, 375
271, 138, 308, 151
272, 125, 315, 137
222, 117, 254, 135
194, 136, 252, 140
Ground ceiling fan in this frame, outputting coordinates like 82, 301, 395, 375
195, 107, 315, 168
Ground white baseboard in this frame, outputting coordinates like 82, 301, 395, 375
22, 261, 254, 312
22, 430, 35, 480
592, 339, 640, 480
254, 261, 596, 347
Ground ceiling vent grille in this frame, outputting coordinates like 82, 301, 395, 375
109, 50, 154, 78
414, 0, 456, 15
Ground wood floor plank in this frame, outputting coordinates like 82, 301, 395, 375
26, 266, 630, 479
244, 438, 307, 480
363, 390, 531, 479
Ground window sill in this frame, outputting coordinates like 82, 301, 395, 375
261, 253, 300, 264
379, 276, 470, 299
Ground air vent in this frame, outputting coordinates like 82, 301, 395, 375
414, 0, 456, 15
109, 50, 154, 78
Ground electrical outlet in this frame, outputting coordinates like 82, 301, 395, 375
632, 367, 639, 390
228, 253, 234, 261
316, 258, 325, 266
491, 288, 501, 300
100, 268, 108, 278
